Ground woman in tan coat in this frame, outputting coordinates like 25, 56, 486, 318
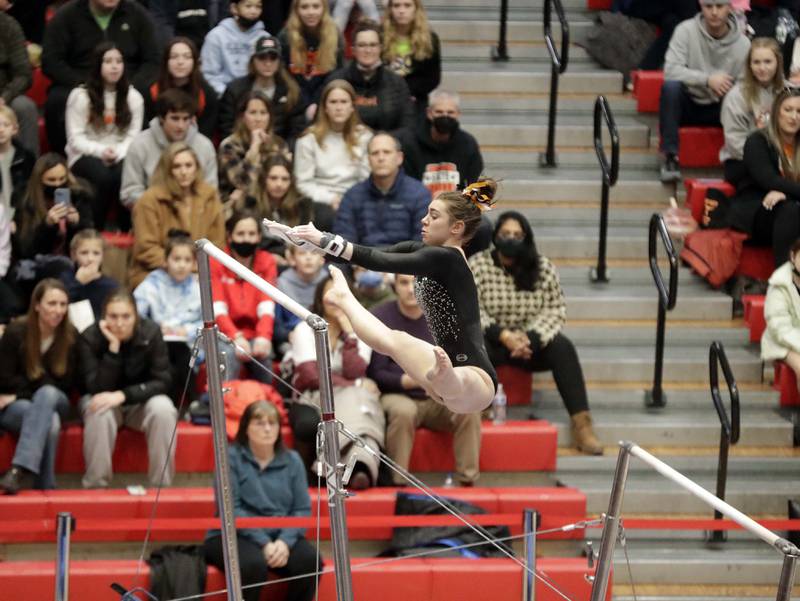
130, 142, 225, 288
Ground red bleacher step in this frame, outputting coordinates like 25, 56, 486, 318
0, 558, 610, 601
632, 70, 663, 113
496, 365, 533, 406
742, 294, 766, 343
0, 420, 558, 475
678, 127, 724, 168
587, 0, 612, 9
773, 361, 800, 407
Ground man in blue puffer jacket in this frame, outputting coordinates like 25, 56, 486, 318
333, 132, 431, 247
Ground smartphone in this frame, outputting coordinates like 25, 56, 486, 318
54, 188, 71, 206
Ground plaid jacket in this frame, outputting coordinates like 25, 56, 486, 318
217, 133, 289, 201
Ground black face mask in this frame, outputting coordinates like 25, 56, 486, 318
494, 237, 526, 258
42, 184, 60, 199
236, 15, 259, 29
431, 116, 459, 136
231, 241, 258, 258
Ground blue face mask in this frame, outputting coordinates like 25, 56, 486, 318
356, 270, 384, 289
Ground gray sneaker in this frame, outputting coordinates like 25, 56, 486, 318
660, 155, 681, 183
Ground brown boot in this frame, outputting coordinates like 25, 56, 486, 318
570, 411, 603, 455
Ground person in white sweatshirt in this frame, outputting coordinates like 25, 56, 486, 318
293, 79, 371, 231
762, 238, 800, 382
659, 0, 750, 183
201, 0, 266, 96
720, 37, 784, 186
66, 42, 144, 230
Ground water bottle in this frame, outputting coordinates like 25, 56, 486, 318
443, 472, 455, 488
492, 383, 507, 426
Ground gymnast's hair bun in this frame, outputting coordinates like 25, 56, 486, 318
461, 178, 498, 212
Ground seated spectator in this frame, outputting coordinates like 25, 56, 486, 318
352, 265, 394, 310
331, 0, 378, 31
66, 42, 145, 230
78, 289, 177, 488
396, 89, 482, 196
201, 0, 266, 96
60, 229, 119, 320
256, 153, 313, 230
469, 211, 602, 455
618, 0, 697, 71
41, 0, 160, 154
658, 0, 750, 183
278, 0, 344, 110
277, 245, 326, 309
728, 88, 800, 268
0, 279, 77, 493
326, 20, 414, 134
149, 0, 210, 50
203, 399, 321, 601
288, 275, 384, 489
134, 230, 201, 405
14, 153, 94, 261
0, 11, 38, 155
294, 79, 371, 230
333, 131, 430, 246
762, 238, 800, 378
219, 34, 306, 142
721, 37, 784, 186
146, 37, 219, 139
121, 89, 218, 210
218, 90, 290, 214
382, 0, 441, 112
368, 273, 480, 486
211, 209, 278, 384
130, 142, 225, 288
0, 105, 35, 212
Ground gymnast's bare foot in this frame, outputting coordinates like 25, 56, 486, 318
426, 346, 452, 384
324, 266, 353, 310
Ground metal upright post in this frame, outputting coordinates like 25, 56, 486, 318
590, 443, 632, 601
522, 509, 538, 601
776, 552, 798, 601
492, 0, 510, 61
196, 246, 243, 601
310, 316, 354, 601
55, 512, 73, 601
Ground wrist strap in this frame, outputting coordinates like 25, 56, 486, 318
319, 233, 347, 257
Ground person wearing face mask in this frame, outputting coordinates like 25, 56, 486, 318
396, 88, 483, 197
468, 211, 602, 455
761, 238, 800, 385
211, 209, 279, 384
324, 20, 415, 134
201, 0, 267, 96
129, 142, 225, 288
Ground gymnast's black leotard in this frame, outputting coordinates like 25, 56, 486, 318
350, 241, 498, 390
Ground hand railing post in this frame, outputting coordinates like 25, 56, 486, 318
540, 0, 569, 168
491, 0, 510, 61
55, 512, 73, 601
522, 509, 538, 601
590, 95, 620, 284
777, 552, 799, 601
645, 214, 678, 408
708, 341, 740, 544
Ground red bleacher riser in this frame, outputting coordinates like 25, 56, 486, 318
0, 419, 558, 475
683, 179, 775, 281
496, 365, 533, 406
632, 70, 663, 113
678, 127, 724, 168
742, 294, 766, 343
773, 361, 800, 407
0, 558, 610, 601
25, 67, 50, 108
586, 0, 612, 9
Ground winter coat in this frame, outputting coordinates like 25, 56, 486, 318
78, 317, 172, 405
145, 78, 219, 139
120, 116, 218, 208
0, 317, 79, 399
129, 181, 225, 288
200, 17, 266, 96
384, 31, 441, 105
211, 248, 277, 342
762, 261, 800, 361
41, 0, 161, 91
664, 13, 750, 105
396, 117, 483, 193
148, 0, 210, 50
2, 139, 35, 212
133, 268, 202, 347
60, 266, 119, 319
218, 74, 306, 141
217, 132, 290, 201
277, 28, 345, 106
0, 12, 32, 104
325, 62, 415, 134
332, 170, 430, 246
719, 83, 775, 163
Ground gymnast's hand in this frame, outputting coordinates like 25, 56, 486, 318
292, 222, 324, 247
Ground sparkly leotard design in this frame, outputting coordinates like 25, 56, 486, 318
350, 241, 498, 390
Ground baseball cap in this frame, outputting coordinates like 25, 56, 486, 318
254, 35, 281, 57
699, 0, 731, 5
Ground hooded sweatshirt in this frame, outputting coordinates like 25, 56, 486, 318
719, 82, 775, 163
276, 265, 327, 310
762, 261, 800, 361
120, 116, 218, 208
201, 17, 266, 96
664, 13, 750, 105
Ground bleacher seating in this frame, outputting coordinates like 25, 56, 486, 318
496, 365, 533, 406
773, 360, 800, 407
742, 294, 766, 343
586, 0, 612, 9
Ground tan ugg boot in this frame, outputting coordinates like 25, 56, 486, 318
570, 411, 603, 455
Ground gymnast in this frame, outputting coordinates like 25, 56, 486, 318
265, 180, 499, 414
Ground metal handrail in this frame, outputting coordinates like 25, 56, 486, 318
540, 0, 569, 168
645, 214, 678, 408
492, 0, 510, 61
590, 95, 620, 283
708, 341, 741, 543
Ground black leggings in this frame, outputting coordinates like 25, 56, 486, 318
71, 156, 124, 230
486, 332, 589, 416
167, 341, 195, 409
751, 199, 800, 267
203, 535, 320, 601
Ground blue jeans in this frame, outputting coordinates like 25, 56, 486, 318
0, 385, 69, 489
658, 80, 722, 155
